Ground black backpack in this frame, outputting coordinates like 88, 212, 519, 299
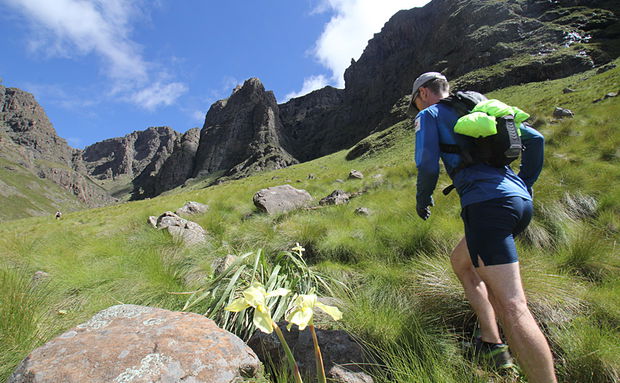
437, 91, 524, 195
438, 91, 523, 169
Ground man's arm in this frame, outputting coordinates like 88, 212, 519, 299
518, 123, 544, 194
415, 112, 440, 217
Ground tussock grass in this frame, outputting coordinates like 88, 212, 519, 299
0, 268, 59, 379
556, 224, 619, 282
553, 318, 620, 383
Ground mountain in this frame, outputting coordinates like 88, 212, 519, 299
1, 0, 619, 217
0, 85, 115, 220
81, 126, 180, 198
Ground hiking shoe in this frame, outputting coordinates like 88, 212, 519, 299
473, 338, 516, 370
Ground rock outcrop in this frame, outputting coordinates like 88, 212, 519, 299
9, 304, 263, 383
193, 78, 298, 180
253, 185, 313, 215
155, 211, 207, 246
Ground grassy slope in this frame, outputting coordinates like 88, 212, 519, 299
0, 157, 86, 221
1, 62, 619, 382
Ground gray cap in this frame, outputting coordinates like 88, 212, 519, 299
407, 72, 447, 116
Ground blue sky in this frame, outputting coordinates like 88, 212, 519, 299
0, 0, 429, 148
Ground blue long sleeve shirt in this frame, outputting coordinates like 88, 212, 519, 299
414, 102, 544, 208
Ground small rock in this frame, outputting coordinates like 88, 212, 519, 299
348, 170, 364, 180
320, 190, 350, 206
147, 216, 158, 228
562, 88, 576, 94
175, 201, 209, 216
355, 207, 371, 216
32, 271, 50, 282
308, 174, 316, 180
604, 92, 618, 99
211, 255, 238, 275
371, 174, 383, 179
553, 107, 574, 119
335, 179, 345, 183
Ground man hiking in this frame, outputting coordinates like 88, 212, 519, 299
409, 72, 556, 383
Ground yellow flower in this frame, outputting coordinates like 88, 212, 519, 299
286, 294, 342, 331
292, 242, 305, 257
225, 281, 290, 333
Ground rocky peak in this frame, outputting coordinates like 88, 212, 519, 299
132, 127, 201, 199
192, 77, 297, 179
82, 126, 180, 181
0, 85, 74, 166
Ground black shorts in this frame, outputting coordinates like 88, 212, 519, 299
461, 196, 533, 267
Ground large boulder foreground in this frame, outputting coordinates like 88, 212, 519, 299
9, 305, 261, 383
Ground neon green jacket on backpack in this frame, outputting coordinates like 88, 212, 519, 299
453, 99, 530, 138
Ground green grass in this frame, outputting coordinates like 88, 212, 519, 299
1, 60, 620, 382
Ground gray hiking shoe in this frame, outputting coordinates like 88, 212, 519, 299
473, 338, 516, 370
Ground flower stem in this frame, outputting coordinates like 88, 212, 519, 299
310, 324, 326, 383
272, 322, 303, 383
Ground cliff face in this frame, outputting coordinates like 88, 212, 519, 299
192, 78, 298, 180
131, 127, 200, 199
278, 86, 346, 162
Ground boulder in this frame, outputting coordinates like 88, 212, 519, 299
9, 304, 262, 383
175, 201, 209, 216
319, 190, 350, 206
253, 185, 313, 215
156, 211, 207, 246
248, 322, 372, 383
562, 88, 576, 94
553, 107, 574, 118
348, 170, 364, 180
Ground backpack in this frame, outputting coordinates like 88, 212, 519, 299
437, 91, 528, 195
438, 91, 525, 169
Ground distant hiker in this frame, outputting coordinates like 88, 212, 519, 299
409, 72, 556, 383
55, 211, 62, 220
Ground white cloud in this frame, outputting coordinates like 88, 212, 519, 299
4, 0, 186, 110
191, 110, 205, 123
284, 74, 330, 101
129, 82, 188, 111
313, 0, 430, 87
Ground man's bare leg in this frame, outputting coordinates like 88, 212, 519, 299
450, 237, 502, 343
475, 262, 557, 383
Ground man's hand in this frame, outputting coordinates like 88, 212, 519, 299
416, 204, 432, 220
